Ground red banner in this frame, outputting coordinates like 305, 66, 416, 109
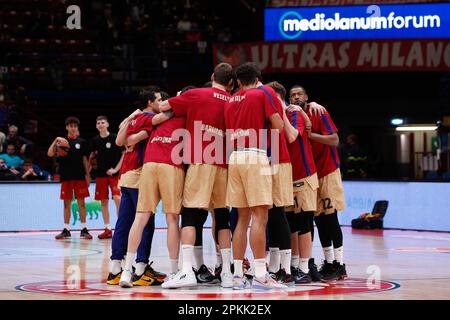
213, 39, 450, 72
266, 0, 446, 7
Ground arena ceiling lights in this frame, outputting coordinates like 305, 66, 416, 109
395, 125, 438, 132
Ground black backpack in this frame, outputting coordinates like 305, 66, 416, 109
351, 200, 389, 230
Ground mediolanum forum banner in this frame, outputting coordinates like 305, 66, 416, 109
264, 3, 450, 41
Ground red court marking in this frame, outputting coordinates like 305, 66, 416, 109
392, 247, 450, 252
16, 278, 399, 298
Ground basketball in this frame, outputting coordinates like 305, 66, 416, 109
55, 138, 70, 157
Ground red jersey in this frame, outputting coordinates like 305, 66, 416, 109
168, 87, 229, 168
144, 117, 186, 169
308, 111, 340, 178
119, 112, 154, 175
258, 85, 291, 164
287, 111, 317, 180
224, 89, 278, 151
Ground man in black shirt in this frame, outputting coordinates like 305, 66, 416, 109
90, 115, 124, 239
48, 117, 92, 240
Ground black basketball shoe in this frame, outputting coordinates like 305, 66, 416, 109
320, 261, 339, 281
334, 261, 348, 280
308, 258, 322, 282
194, 265, 220, 285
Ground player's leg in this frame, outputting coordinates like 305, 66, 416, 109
286, 210, 300, 279
161, 208, 199, 289
111, 176, 121, 216
251, 205, 285, 289
77, 198, 92, 239
96, 178, 112, 239
56, 181, 74, 239
232, 207, 251, 290
214, 207, 232, 287
55, 198, 72, 239
297, 211, 313, 283
166, 213, 180, 277
326, 210, 347, 280
107, 187, 134, 284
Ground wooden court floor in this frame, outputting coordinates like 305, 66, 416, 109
1, 226, 450, 300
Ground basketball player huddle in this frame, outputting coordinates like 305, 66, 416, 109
50, 62, 347, 291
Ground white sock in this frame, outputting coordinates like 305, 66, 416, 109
135, 262, 146, 276
124, 252, 135, 271
323, 246, 334, 263
254, 259, 267, 279
334, 246, 344, 265
80, 223, 86, 230
170, 259, 179, 274
193, 246, 204, 269
299, 258, 309, 274
216, 249, 223, 268
181, 245, 194, 273
105, 224, 111, 230
280, 249, 292, 274
220, 248, 232, 274
291, 255, 300, 269
64, 224, 70, 230
269, 248, 280, 273
110, 260, 122, 274
234, 260, 243, 277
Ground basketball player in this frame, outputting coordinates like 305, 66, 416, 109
267, 81, 320, 284
256, 79, 294, 285
289, 85, 347, 281
225, 62, 286, 290
90, 116, 124, 239
159, 63, 234, 289
119, 96, 186, 288
107, 87, 166, 286
48, 117, 92, 240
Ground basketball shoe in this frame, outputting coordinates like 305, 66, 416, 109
161, 270, 197, 289
132, 273, 164, 286
272, 269, 295, 286
119, 268, 134, 288
294, 270, 312, 284
145, 261, 167, 281
194, 265, 220, 285
308, 258, 322, 282
320, 261, 338, 281
98, 228, 112, 239
106, 271, 122, 285
252, 273, 288, 290
80, 228, 93, 239
334, 261, 348, 280
232, 275, 252, 290
55, 229, 71, 240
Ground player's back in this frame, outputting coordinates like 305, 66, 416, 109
225, 89, 275, 150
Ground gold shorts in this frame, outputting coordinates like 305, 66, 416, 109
182, 164, 227, 209
118, 168, 141, 189
285, 173, 319, 213
136, 162, 185, 214
226, 150, 273, 208
272, 163, 294, 207
315, 169, 345, 216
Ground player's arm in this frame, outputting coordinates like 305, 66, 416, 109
116, 109, 142, 146
269, 113, 284, 131
307, 102, 326, 115
126, 130, 149, 147
47, 137, 62, 157
152, 110, 174, 126
107, 152, 125, 176
309, 132, 339, 146
82, 156, 91, 185
159, 100, 172, 112
278, 97, 299, 143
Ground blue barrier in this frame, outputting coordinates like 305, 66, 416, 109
0, 181, 449, 232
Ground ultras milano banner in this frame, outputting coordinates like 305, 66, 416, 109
213, 39, 450, 72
